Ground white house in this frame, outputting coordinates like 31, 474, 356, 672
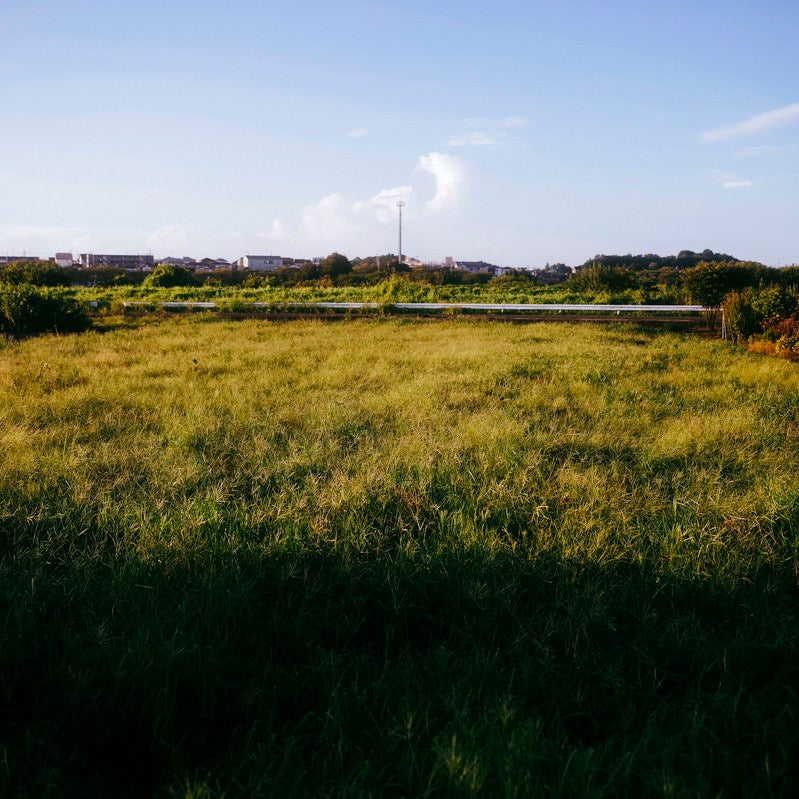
236, 255, 283, 271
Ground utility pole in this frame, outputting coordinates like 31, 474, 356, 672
397, 201, 405, 269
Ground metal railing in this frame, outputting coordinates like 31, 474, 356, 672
122, 301, 706, 314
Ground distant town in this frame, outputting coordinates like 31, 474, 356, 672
3, 248, 787, 293
0, 251, 579, 284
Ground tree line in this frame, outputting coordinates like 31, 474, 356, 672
2, 252, 798, 352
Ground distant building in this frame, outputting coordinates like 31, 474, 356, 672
157, 256, 197, 268
455, 260, 501, 275
0, 255, 41, 265
235, 255, 283, 271
79, 253, 155, 270
55, 253, 74, 268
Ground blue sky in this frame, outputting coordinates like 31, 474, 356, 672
1, 0, 797, 266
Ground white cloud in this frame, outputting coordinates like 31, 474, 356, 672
448, 132, 503, 147
701, 102, 799, 142
463, 115, 527, 129
415, 152, 466, 211
448, 116, 527, 148
347, 128, 369, 139
736, 144, 780, 157
0, 225, 98, 256
146, 224, 189, 252
303, 185, 415, 244
301, 153, 464, 252
355, 185, 414, 223
302, 193, 358, 240
256, 219, 286, 240
711, 170, 752, 189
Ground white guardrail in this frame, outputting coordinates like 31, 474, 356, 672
122, 301, 706, 313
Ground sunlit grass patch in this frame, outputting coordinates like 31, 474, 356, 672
2, 317, 798, 796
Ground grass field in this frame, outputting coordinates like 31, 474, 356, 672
1, 317, 798, 797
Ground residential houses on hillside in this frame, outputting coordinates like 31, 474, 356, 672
2, 251, 567, 281
79, 253, 155, 270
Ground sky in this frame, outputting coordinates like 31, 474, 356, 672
1, 0, 797, 267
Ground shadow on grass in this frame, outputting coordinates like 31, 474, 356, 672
2, 543, 799, 797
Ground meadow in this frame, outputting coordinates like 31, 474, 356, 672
1, 316, 798, 797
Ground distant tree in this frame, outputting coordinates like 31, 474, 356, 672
683, 261, 760, 307
0, 260, 72, 287
683, 261, 762, 331
568, 264, 634, 294
491, 269, 539, 288
319, 252, 352, 278
773, 266, 799, 290
143, 264, 197, 288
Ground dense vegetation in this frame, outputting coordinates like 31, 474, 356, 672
3, 251, 799, 361
1, 317, 798, 796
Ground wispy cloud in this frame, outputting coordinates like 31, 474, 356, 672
701, 102, 799, 142
1, 225, 101, 255
448, 132, 503, 147
146, 224, 189, 251
462, 116, 528, 129
346, 128, 369, 139
256, 219, 286, 240
302, 193, 359, 240
736, 144, 780, 157
416, 152, 466, 211
712, 170, 753, 189
448, 115, 527, 148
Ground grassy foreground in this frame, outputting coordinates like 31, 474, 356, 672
1, 317, 798, 797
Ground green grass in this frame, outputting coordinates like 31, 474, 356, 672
1, 317, 798, 797
70, 273, 661, 310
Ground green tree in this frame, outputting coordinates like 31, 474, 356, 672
0, 260, 72, 287
319, 252, 352, 278
143, 264, 197, 288
683, 261, 761, 330
568, 263, 634, 295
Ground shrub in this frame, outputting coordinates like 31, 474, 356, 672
723, 287, 799, 345
751, 286, 798, 324
0, 259, 73, 287
722, 290, 760, 343
769, 315, 799, 356
567, 264, 634, 295
143, 264, 197, 288
0, 285, 91, 339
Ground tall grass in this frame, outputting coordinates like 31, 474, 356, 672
71, 277, 594, 310
1, 318, 798, 797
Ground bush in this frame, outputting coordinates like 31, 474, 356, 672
0, 285, 91, 339
723, 287, 799, 345
722, 290, 760, 343
0, 260, 73, 287
143, 264, 197, 288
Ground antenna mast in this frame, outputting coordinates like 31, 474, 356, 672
397, 201, 405, 268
